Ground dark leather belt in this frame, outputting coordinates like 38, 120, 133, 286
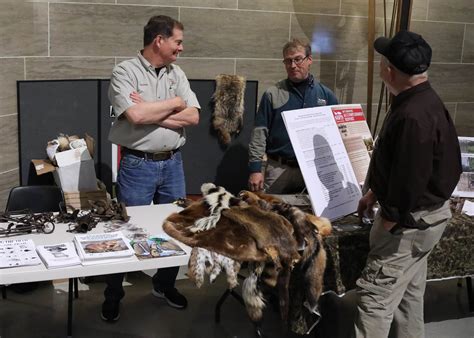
122, 147, 179, 161
267, 154, 299, 167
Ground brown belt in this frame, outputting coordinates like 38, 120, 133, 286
267, 154, 299, 167
122, 147, 179, 161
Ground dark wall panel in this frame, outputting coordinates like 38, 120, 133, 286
18, 79, 257, 196
18, 80, 99, 187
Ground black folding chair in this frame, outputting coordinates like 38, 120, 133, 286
5, 185, 64, 213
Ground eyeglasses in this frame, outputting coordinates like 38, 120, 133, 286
282, 56, 309, 66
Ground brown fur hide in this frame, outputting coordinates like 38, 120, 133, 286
163, 194, 300, 323
164, 199, 299, 268
239, 191, 331, 312
212, 74, 246, 145
163, 187, 331, 327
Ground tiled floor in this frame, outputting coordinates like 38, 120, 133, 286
0, 271, 472, 338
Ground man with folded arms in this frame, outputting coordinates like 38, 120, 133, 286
104, 15, 199, 322
248, 38, 338, 194
354, 30, 461, 337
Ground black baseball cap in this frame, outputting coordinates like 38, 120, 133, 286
374, 30, 432, 75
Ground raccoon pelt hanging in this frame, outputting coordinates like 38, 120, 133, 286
212, 74, 246, 145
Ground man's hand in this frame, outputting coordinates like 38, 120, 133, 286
248, 172, 264, 192
130, 91, 144, 104
172, 96, 187, 113
357, 189, 377, 223
381, 218, 397, 232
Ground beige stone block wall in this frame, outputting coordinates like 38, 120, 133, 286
0, 0, 472, 209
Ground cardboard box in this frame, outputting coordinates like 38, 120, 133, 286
31, 134, 99, 207
54, 146, 92, 167
63, 190, 107, 210
31, 159, 56, 175
53, 159, 98, 193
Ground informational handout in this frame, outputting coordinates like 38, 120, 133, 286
0, 239, 42, 269
282, 106, 362, 220
36, 242, 81, 269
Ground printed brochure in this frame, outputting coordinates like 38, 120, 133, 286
36, 242, 81, 269
73, 231, 134, 262
131, 235, 185, 260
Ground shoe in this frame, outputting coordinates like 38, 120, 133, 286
152, 287, 188, 309
101, 300, 120, 322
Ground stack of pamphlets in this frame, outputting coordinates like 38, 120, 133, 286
36, 242, 81, 269
131, 235, 185, 260
0, 239, 41, 268
73, 231, 135, 265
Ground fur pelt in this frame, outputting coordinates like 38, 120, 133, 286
239, 191, 330, 312
163, 185, 300, 323
188, 247, 241, 289
163, 185, 299, 267
212, 74, 246, 145
242, 262, 266, 322
239, 191, 332, 237
190, 183, 237, 233
163, 185, 330, 325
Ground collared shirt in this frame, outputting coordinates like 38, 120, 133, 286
248, 74, 338, 173
368, 81, 462, 226
108, 52, 200, 152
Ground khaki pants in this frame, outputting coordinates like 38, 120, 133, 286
263, 157, 305, 194
354, 201, 451, 338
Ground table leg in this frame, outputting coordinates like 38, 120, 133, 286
466, 276, 473, 312
1, 285, 6, 299
215, 289, 230, 323
74, 278, 79, 299
68, 278, 73, 337
215, 288, 245, 323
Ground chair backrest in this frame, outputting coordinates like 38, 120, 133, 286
5, 185, 64, 213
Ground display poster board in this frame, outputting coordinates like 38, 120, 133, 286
331, 104, 373, 185
282, 106, 362, 220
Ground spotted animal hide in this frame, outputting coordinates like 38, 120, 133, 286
188, 247, 241, 289
189, 183, 238, 233
212, 74, 246, 145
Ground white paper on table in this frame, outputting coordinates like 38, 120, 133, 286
461, 200, 474, 216
282, 106, 362, 220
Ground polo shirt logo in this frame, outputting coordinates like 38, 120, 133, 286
317, 98, 327, 106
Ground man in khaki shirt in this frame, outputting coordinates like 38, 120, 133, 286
102, 15, 200, 322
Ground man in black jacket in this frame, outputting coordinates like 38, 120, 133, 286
354, 30, 462, 338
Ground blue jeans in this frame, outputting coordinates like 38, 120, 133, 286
104, 151, 185, 302
117, 151, 185, 205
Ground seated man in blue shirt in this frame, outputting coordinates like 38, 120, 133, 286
248, 38, 338, 194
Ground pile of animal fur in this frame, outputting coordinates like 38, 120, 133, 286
163, 183, 331, 332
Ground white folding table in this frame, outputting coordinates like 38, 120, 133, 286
0, 204, 190, 337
